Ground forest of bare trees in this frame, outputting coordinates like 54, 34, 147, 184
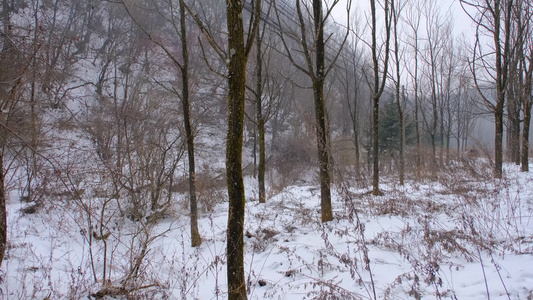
0, 0, 532, 298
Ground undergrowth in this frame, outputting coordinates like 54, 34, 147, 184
3, 158, 533, 299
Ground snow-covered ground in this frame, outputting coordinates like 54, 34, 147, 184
2, 161, 533, 299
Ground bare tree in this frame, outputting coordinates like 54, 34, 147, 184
461, 0, 515, 178
420, 1, 445, 174
274, 0, 351, 220
247, 3, 291, 203
0, 0, 53, 267
516, 0, 533, 172
0, 0, 22, 266
365, 0, 392, 195
454, 65, 478, 156
403, 0, 422, 177
506, 72, 521, 165
248, 2, 274, 204
120, 0, 202, 246
505, 0, 532, 166
178, 0, 202, 246
180, 0, 261, 294
76, 4, 194, 292
225, 0, 260, 298
391, 0, 406, 185
336, 37, 364, 178
442, 39, 459, 162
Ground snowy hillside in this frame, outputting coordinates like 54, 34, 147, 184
3, 160, 533, 299
1, 1, 533, 299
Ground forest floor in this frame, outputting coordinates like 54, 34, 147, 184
2, 159, 533, 299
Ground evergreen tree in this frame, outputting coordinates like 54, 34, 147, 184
379, 98, 415, 153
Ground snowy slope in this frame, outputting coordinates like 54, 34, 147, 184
2, 162, 533, 299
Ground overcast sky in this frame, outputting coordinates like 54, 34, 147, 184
330, 0, 476, 40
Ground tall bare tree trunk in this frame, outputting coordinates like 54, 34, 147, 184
438, 104, 443, 164
398, 86, 405, 185
520, 28, 533, 172
521, 51, 533, 171
522, 99, 531, 171
179, 0, 201, 247
415, 88, 421, 176
340, 45, 361, 177
226, 0, 259, 297
461, 0, 513, 179
349, 68, 360, 177
372, 94, 380, 194
445, 91, 453, 161
370, 0, 391, 195
0, 150, 5, 267
0, 0, 14, 268
492, 0, 513, 179
352, 104, 360, 177
506, 88, 521, 164
311, 0, 332, 222
275, 0, 349, 219
255, 23, 266, 204
494, 105, 504, 178
391, 0, 404, 185
430, 67, 438, 175
405, 2, 422, 178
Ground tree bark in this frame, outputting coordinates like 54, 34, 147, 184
275, 0, 342, 219
406, 3, 422, 178
255, 23, 266, 204
349, 71, 360, 177
445, 92, 452, 162
372, 94, 380, 195
311, 0, 332, 222
0, 0, 13, 268
179, 0, 201, 247
226, 0, 248, 298
370, 0, 391, 195
506, 89, 521, 164
491, 0, 513, 179
521, 52, 533, 172
341, 47, 361, 177
0, 151, 5, 267
430, 66, 438, 175
522, 99, 531, 172
392, 0, 404, 185
494, 104, 504, 178
515, 0, 533, 172
352, 105, 360, 177
398, 87, 405, 185
415, 87, 421, 177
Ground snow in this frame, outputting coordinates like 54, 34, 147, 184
2, 162, 533, 299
